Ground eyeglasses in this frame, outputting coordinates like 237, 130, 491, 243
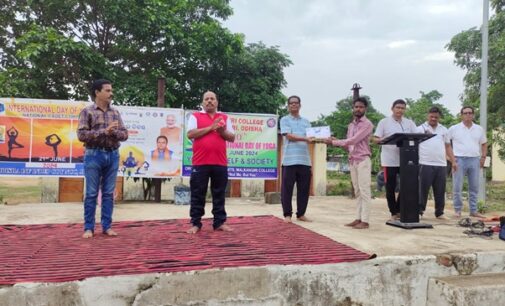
288, 102, 300, 105
462, 112, 474, 115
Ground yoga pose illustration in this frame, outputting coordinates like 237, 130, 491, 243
7, 127, 24, 158
45, 134, 62, 158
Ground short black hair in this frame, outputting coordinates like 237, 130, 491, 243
428, 106, 442, 114
157, 135, 168, 142
287, 95, 301, 104
203, 90, 218, 101
90, 79, 111, 99
353, 97, 368, 107
392, 99, 406, 108
460, 106, 475, 114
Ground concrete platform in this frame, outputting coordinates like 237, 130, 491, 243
1, 196, 503, 256
427, 273, 505, 306
1, 196, 504, 305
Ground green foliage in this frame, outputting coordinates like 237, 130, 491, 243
0, 0, 290, 114
326, 171, 384, 198
313, 95, 384, 173
404, 90, 457, 126
215, 43, 292, 113
477, 200, 488, 213
326, 172, 353, 196
446, 0, 505, 159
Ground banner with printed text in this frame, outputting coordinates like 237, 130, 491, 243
0, 98, 184, 178
183, 111, 278, 179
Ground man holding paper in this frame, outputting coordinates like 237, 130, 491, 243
280, 95, 314, 223
326, 97, 374, 229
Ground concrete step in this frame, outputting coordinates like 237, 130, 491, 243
427, 273, 505, 306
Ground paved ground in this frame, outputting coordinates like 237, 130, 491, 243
1, 196, 504, 256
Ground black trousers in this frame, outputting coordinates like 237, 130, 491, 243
385, 166, 400, 216
189, 165, 228, 229
281, 165, 312, 218
419, 165, 446, 217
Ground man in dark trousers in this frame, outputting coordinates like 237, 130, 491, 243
372, 99, 417, 221
416, 106, 456, 220
280, 95, 314, 223
77, 79, 128, 238
186, 91, 235, 234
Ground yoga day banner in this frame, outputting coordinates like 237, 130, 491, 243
0, 98, 183, 178
182, 111, 279, 179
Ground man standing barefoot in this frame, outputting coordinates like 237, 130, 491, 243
186, 91, 235, 234
326, 97, 373, 229
77, 79, 128, 238
416, 107, 456, 220
448, 106, 487, 219
280, 95, 314, 223
372, 99, 417, 221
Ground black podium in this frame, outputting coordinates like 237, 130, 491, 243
379, 133, 435, 229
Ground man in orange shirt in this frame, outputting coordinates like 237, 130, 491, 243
150, 136, 173, 161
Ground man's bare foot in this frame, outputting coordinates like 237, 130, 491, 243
345, 219, 361, 227
186, 226, 201, 234
352, 222, 369, 229
82, 230, 93, 238
284, 216, 292, 223
104, 229, 118, 236
215, 224, 233, 232
297, 216, 312, 222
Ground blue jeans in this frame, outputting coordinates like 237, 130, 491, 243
452, 156, 480, 213
83, 148, 120, 232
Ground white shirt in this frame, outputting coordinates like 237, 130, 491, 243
448, 122, 486, 157
186, 111, 234, 134
374, 116, 417, 167
416, 123, 450, 166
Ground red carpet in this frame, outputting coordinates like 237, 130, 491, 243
0, 216, 370, 284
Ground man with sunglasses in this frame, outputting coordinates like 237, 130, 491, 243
448, 106, 487, 218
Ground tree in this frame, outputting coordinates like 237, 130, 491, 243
313, 95, 384, 173
446, 0, 505, 158
0, 0, 290, 114
209, 42, 291, 113
405, 90, 457, 126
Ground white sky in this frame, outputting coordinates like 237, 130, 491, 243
223, 0, 485, 120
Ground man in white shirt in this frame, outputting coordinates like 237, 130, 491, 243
373, 99, 417, 221
416, 107, 456, 220
448, 106, 487, 218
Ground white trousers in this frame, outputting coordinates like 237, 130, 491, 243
349, 157, 372, 223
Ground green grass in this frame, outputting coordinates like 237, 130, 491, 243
326, 173, 353, 197
0, 178, 41, 204
326, 171, 505, 213
481, 181, 505, 213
